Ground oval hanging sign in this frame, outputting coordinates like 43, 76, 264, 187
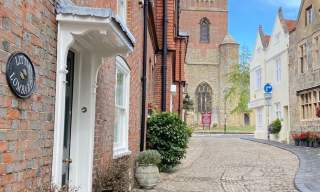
6, 52, 36, 98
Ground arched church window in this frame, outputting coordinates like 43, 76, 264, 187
196, 82, 212, 113
200, 18, 210, 43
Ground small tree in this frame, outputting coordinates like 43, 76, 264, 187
183, 94, 194, 123
183, 94, 194, 111
225, 46, 251, 114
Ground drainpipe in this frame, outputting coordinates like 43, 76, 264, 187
161, 0, 168, 112
140, 0, 148, 152
178, 41, 182, 117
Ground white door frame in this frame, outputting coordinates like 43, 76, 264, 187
52, 26, 99, 192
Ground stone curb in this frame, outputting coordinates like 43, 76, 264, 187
242, 138, 320, 192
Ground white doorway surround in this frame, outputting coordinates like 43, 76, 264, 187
53, 1, 135, 191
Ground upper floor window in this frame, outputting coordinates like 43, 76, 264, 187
255, 68, 262, 90
118, 0, 127, 24
275, 33, 281, 44
275, 57, 281, 83
274, 102, 282, 119
314, 35, 320, 69
306, 6, 313, 26
114, 56, 130, 157
200, 18, 210, 43
299, 43, 307, 73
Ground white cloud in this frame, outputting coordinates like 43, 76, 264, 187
263, 0, 301, 9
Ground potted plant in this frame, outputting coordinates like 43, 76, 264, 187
269, 119, 281, 141
299, 132, 308, 146
291, 133, 300, 146
135, 150, 161, 189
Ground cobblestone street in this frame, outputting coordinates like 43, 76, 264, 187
136, 135, 298, 192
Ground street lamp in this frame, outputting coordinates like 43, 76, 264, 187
223, 87, 230, 134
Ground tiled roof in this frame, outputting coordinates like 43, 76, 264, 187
259, 25, 270, 49
284, 19, 297, 32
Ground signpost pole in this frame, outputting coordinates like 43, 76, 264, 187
224, 98, 227, 134
264, 83, 273, 141
267, 104, 270, 141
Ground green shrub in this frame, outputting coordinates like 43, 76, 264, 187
147, 112, 190, 171
211, 123, 218, 129
186, 127, 193, 137
270, 119, 282, 134
136, 150, 161, 166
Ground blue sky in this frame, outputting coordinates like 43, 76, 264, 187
229, 0, 301, 53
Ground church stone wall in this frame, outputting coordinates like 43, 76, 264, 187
180, 0, 253, 128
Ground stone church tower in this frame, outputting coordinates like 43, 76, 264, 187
180, 0, 245, 127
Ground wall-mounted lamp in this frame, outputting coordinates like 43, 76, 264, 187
139, 0, 144, 8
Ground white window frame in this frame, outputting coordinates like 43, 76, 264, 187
113, 56, 131, 158
275, 57, 281, 83
306, 6, 313, 26
313, 33, 320, 70
255, 68, 262, 91
256, 107, 263, 126
117, 0, 127, 24
274, 102, 282, 119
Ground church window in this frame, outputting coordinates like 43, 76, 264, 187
196, 82, 212, 113
200, 18, 210, 43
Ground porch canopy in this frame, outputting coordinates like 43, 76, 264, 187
56, 0, 135, 56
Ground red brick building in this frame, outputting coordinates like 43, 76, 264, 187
148, 0, 189, 116
0, 0, 187, 191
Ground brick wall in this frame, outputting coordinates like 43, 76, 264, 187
0, 0, 56, 191
154, 0, 176, 51
76, 0, 144, 189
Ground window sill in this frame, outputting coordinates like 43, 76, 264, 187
300, 118, 320, 122
113, 148, 131, 159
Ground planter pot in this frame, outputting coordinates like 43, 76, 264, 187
300, 140, 308, 147
294, 139, 300, 146
311, 141, 319, 148
135, 165, 160, 189
102, 188, 113, 192
270, 134, 279, 141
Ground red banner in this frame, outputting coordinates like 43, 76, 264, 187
201, 112, 212, 126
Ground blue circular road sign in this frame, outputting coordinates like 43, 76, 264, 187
264, 83, 273, 93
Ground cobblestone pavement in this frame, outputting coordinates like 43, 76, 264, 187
135, 135, 298, 192
244, 138, 320, 192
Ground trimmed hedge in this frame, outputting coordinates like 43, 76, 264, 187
147, 112, 190, 171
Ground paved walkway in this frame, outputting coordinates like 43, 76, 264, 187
135, 135, 298, 192
244, 138, 320, 192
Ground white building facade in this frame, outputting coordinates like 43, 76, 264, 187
249, 9, 296, 143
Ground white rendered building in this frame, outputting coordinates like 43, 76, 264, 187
249, 9, 296, 143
